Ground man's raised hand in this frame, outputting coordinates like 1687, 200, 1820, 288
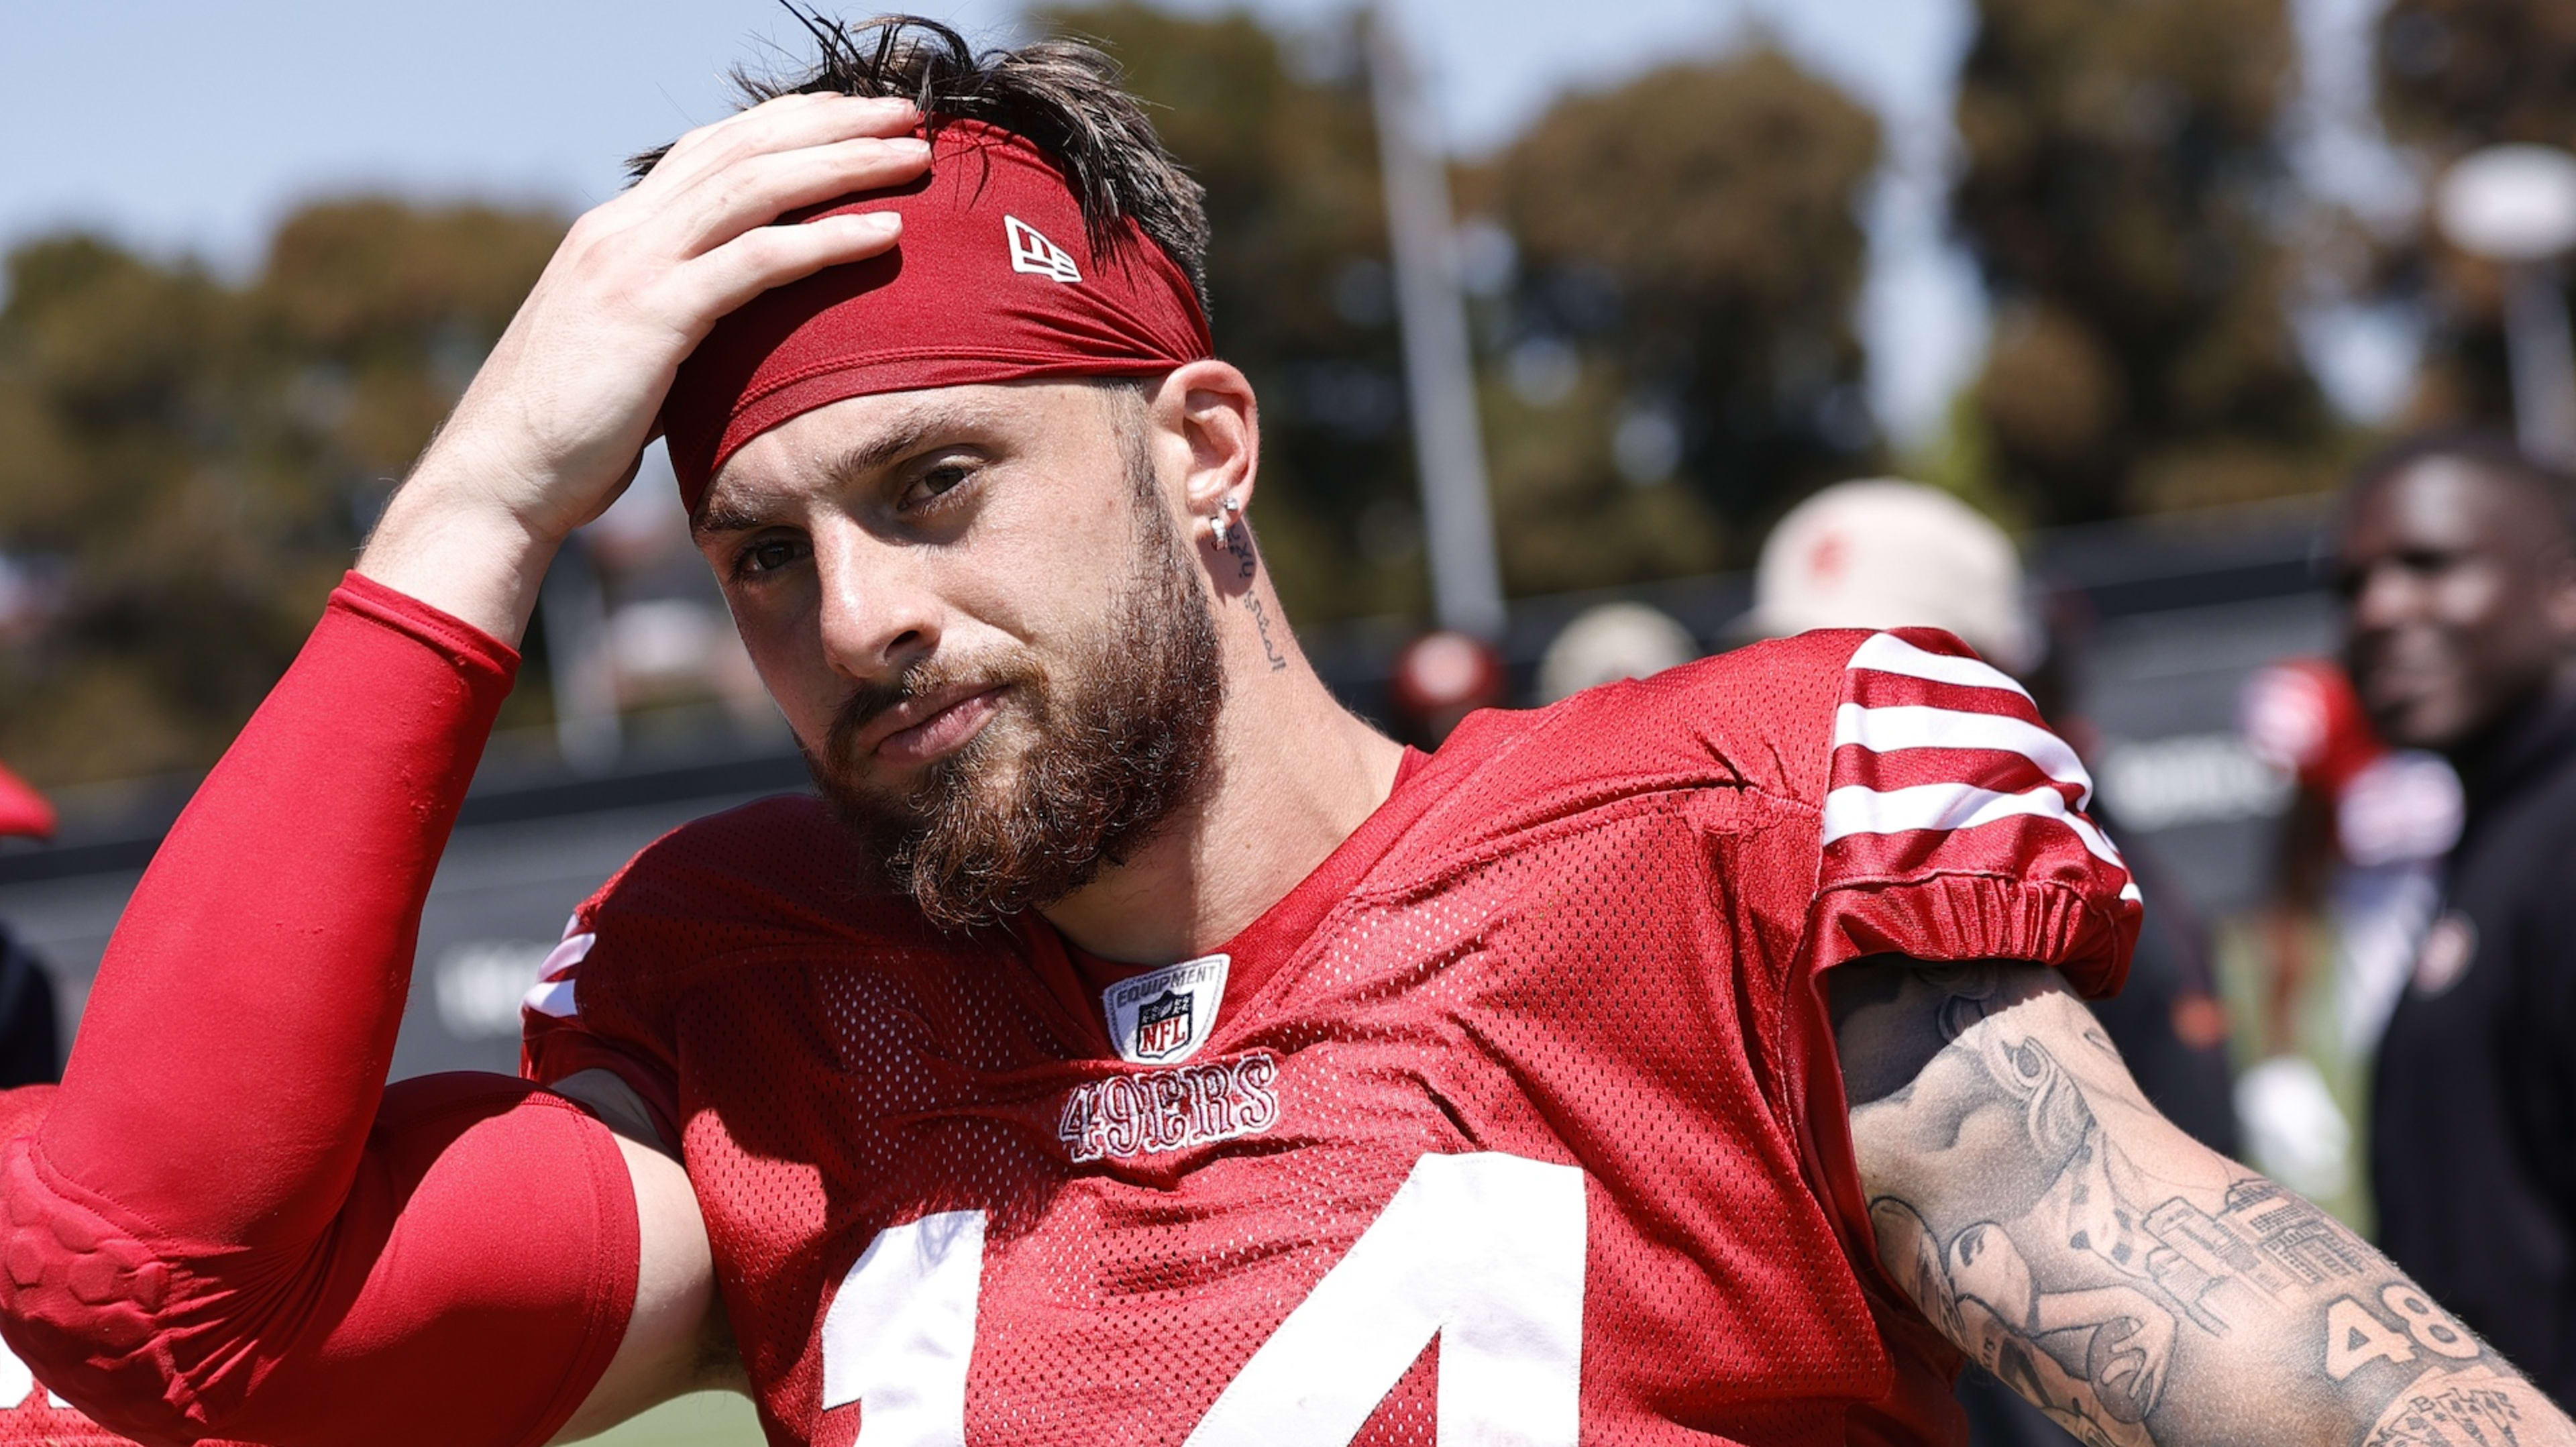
362, 93, 928, 643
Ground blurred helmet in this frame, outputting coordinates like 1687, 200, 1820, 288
2239, 657, 2383, 797
1537, 602, 1699, 703
1389, 630, 1505, 746
0, 760, 53, 841
1749, 478, 2038, 674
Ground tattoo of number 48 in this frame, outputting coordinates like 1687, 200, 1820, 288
2327, 1287, 2479, 1381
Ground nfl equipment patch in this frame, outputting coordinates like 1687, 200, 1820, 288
1102, 955, 1228, 1064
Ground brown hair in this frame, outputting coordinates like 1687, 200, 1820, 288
631, 10, 1213, 317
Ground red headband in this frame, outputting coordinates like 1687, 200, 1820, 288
661, 117, 1214, 511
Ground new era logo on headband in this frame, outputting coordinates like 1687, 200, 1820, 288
1006, 215, 1081, 284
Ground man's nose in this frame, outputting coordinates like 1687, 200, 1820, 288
2348, 560, 2424, 635
813, 531, 941, 682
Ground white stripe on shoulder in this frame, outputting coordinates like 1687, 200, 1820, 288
523, 975, 580, 1021
537, 929, 594, 982
1845, 632, 2032, 700
524, 927, 594, 1020
1821, 781, 2129, 874
1832, 702, 2094, 806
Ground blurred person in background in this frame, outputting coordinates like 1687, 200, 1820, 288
2234, 657, 2462, 1222
2334, 431, 2576, 1408
1383, 628, 1505, 746
1535, 602, 1701, 704
0, 763, 58, 1087
1753, 479, 2237, 1447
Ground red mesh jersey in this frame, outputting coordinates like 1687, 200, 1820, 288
524, 628, 2139, 1447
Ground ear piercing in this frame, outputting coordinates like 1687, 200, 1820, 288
1210, 494, 1244, 550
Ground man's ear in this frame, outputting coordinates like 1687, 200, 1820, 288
1152, 360, 1258, 519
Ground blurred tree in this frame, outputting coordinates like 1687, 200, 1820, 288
2371, 0, 2576, 427
1034, 3, 1421, 619
0, 200, 561, 786
1955, 0, 2332, 521
1478, 47, 1880, 584
1037, 9, 1880, 604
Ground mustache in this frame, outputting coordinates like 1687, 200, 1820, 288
821, 654, 1036, 773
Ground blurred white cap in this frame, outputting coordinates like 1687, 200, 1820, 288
1537, 602, 1699, 703
1749, 478, 2037, 674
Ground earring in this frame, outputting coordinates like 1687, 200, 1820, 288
1210, 494, 1243, 550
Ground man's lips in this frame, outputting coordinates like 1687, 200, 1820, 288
858, 684, 1010, 767
2353, 639, 2454, 706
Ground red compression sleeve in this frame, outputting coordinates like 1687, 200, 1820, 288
0, 575, 641, 1447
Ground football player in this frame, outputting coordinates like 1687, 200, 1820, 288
1, 17, 2561, 1447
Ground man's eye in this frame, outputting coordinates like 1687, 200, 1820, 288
906, 463, 975, 508
737, 537, 810, 577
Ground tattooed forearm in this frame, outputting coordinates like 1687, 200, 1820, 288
1835, 959, 2576, 1447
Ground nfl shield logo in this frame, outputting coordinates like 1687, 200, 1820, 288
1102, 953, 1228, 1065
1133, 989, 1193, 1061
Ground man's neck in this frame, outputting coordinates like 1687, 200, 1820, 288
1040, 608, 1407, 965
2449, 659, 2576, 806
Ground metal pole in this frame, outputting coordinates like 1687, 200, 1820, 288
2502, 260, 2576, 471
1366, 7, 1506, 642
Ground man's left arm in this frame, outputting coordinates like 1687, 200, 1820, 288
1836, 957, 2576, 1447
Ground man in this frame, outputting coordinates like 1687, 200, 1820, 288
2335, 431, 2576, 1406
0, 19, 2557, 1447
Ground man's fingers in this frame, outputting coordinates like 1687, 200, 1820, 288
643, 93, 845, 187
684, 211, 906, 320
639, 93, 918, 198
658, 135, 932, 257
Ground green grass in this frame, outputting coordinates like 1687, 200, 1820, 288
582, 1393, 765, 1447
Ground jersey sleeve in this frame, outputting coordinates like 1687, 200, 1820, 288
519, 793, 867, 1150
1800, 629, 2140, 996
1745, 628, 2144, 1430
521, 909, 684, 1150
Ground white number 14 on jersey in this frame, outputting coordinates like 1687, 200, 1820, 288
819, 1152, 1589, 1446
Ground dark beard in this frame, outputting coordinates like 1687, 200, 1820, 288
806, 490, 1226, 930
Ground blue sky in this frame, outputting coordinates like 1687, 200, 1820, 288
0, 0, 2397, 447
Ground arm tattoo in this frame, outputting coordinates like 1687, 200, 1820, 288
1837, 959, 2573, 1447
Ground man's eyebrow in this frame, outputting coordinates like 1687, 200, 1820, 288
820, 400, 1005, 486
690, 498, 769, 537
689, 400, 1004, 537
